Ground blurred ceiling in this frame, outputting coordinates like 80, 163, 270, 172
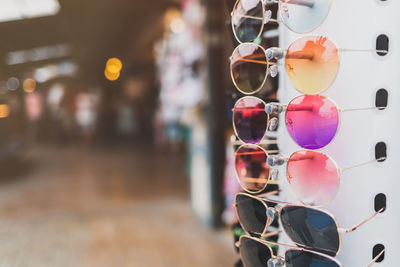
0, 0, 178, 82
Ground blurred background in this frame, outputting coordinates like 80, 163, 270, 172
0, 0, 279, 266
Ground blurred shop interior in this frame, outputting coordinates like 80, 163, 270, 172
0, 0, 279, 266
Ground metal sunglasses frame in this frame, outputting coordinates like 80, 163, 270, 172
231, 0, 332, 44
229, 37, 388, 95
236, 234, 385, 267
238, 234, 342, 267
234, 143, 279, 194
233, 142, 385, 197
232, 95, 385, 150
234, 192, 385, 257
268, 149, 386, 206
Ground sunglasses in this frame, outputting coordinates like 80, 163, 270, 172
232, 95, 385, 149
231, 0, 333, 43
230, 36, 387, 95
234, 193, 385, 256
237, 235, 385, 267
234, 144, 385, 205
238, 235, 341, 267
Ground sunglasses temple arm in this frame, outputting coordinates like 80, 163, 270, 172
366, 248, 385, 267
286, 0, 315, 8
339, 48, 388, 54
233, 58, 268, 65
259, 139, 279, 145
261, 230, 282, 239
256, 189, 281, 198
230, 139, 278, 146
339, 207, 385, 233
340, 157, 386, 172
340, 106, 386, 112
262, 239, 300, 250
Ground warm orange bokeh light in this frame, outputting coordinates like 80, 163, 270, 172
163, 8, 181, 29
104, 69, 120, 81
105, 58, 122, 81
23, 78, 37, 93
0, 104, 10, 118
106, 58, 122, 73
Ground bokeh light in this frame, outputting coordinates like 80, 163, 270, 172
6, 77, 19, 91
106, 58, 122, 73
23, 78, 37, 93
105, 57, 122, 81
170, 17, 186, 34
104, 69, 120, 81
0, 104, 10, 118
163, 8, 181, 28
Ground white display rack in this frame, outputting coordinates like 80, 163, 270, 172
277, 0, 395, 265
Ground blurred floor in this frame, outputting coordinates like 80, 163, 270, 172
0, 145, 236, 267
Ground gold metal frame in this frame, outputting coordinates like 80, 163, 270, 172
233, 143, 279, 194
285, 149, 386, 206
229, 43, 272, 95
285, 149, 341, 207
232, 94, 384, 152
231, 0, 266, 44
234, 192, 385, 256
230, 35, 388, 95
230, 0, 331, 44
232, 96, 385, 204
284, 94, 341, 151
278, 0, 333, 34
237, 235, 343, 267
232, 96, 271, 146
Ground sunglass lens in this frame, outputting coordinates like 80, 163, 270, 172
232, 0, 264, 43
279, 0, 332, 33
235, 194, 268, 235
286, 249, 340, 267
231, 43, 268, 94
287, 150, 339, 206
285, 36, 339, 95
281, 206, 340, 256
286, 95, 339, 150
233, 97, 268, 144
240, 236, 272, 267
235, 145, 269, 193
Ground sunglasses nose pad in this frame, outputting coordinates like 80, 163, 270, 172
267, 155, 285, 166
268, 117, 279, 131
264, 10, 272, 24
266, 207, 278, 222
270, 168, 279, 182
269, 65, 279, 78
265, 103, 283, 114
267, 256, 285, 267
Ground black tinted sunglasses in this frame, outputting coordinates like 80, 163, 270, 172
234, 193, 385, 256
237, 235, 385, 267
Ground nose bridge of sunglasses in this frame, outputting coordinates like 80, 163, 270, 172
267, 257, 285, 267
266, 47, 285, 61
265, 103, 284, 114
266, 206, 279, 222
267, 155, 286, 166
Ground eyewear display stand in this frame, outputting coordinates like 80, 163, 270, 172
276, 0, 394, 265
